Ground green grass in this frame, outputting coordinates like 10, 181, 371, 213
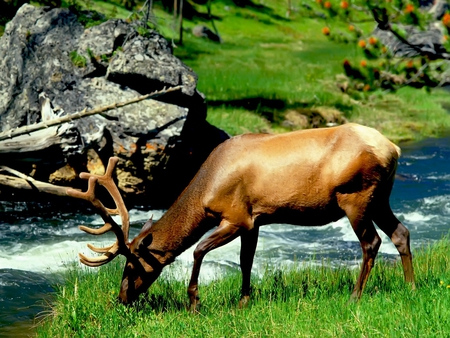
69, 50, 87, 68
166, 1, 450, 142
3, 0, 450, 142
36, 236, 450, 337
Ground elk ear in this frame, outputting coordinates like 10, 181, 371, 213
140, 216, 153, 235
136, 216, 154, 251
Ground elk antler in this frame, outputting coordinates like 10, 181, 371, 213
67, 157, 130, 267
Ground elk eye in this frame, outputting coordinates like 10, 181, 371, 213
125, 262, 135, 272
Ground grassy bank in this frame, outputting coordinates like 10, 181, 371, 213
2, 1, 449, 142
36, 237, 450, 337
161, 0, 450, 142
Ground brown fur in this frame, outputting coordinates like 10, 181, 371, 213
105, 124, 414, 308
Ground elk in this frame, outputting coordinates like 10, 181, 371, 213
67, 123, 415, 311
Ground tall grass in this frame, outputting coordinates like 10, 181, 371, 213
36, 236, 450, 337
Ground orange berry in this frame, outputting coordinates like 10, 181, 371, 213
360, 60, 367, 67
340, 1, 349, 9
404, 4, 414, 13
369, 37, 378, 45
406, 60, 414, 68
363, 84, 371, 91
324, 1, 332, 9
358, 40, 366, 48
322, 27, 331, 36
443, 13, 450, 27
348, 25, 355, 31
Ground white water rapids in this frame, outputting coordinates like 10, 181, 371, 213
1, 135, 449, 336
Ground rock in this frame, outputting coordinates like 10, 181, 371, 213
429, 0, 449, 20
374, 25, 445, 58
373, 3, 448, 59
192, 25, 221, 43
0, 4, 229, 209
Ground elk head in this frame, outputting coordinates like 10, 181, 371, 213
67, 157, 161, 304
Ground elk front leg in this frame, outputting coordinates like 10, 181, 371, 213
188, 219, 242, 312
239, 226, 259, 308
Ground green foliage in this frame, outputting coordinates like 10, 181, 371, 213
136, 25, 152, 38
36, 237, 450, 337
101, 53, 109, 62
69, 50, 87, 67
76, 10, 107, 28
308, 0, 450, 94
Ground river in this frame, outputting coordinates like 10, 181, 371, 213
0, 135, 449, 337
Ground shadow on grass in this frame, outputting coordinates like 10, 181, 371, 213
221, 0, 289, 22
207, 97, 355, 123
134, 293, 188, 313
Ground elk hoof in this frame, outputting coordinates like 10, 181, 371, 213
348, 292, 361, 304
238, 296, 250, 308
189, 299, 201, 313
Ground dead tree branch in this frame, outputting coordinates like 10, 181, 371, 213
0, 166, 78, 196
0, 85, 183, 142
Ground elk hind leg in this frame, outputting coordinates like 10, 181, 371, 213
373, 204, 415, 288
239, 226, 259, 308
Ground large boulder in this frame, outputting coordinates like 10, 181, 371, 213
0, 4, 228, 208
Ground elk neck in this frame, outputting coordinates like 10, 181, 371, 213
141, 180, 215, 266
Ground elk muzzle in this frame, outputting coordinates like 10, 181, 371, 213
118, 257, 161, 305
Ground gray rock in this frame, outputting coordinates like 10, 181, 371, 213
0, 4, 229, 208
373, 2, 450, 59
374, 25, 446, 58
429, 0, 449, 20
192, 25, 221, 43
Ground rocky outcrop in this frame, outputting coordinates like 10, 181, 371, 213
0, 4, 228, 209
373, 1, 449, 59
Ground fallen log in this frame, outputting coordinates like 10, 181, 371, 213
0, 173, 75, 197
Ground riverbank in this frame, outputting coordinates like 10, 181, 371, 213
36, 236, 450, 337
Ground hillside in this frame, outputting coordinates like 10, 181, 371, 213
2, 0, 450, 142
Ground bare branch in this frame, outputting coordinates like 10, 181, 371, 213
0, 169, 77, 197
0, 85, 183, 142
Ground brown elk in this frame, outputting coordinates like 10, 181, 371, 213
67, 123, 415, 311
